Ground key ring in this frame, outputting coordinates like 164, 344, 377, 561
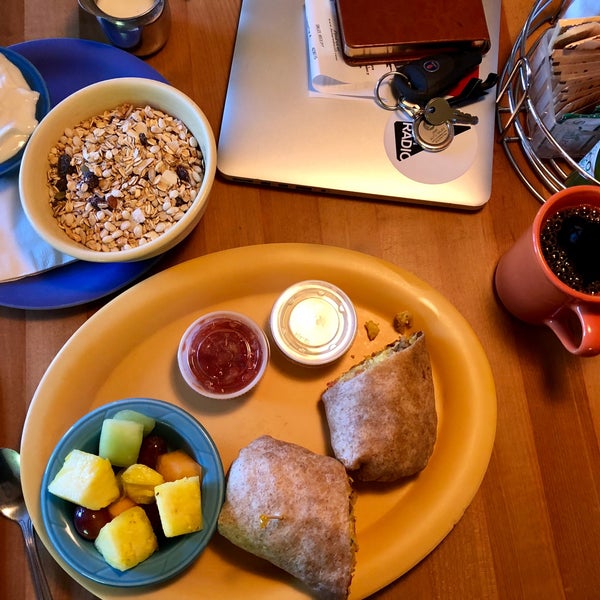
374, 70, 422, 120
375, 69, 455, 153
374, 71, 424, 124
374, 70, 402, 110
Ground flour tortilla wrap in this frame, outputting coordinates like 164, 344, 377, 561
218, 435, 357, 600
322, 331, 437, 482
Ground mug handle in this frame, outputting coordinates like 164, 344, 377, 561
545, 304, 600, 357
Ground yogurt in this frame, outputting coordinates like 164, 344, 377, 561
0, 53, 40, 163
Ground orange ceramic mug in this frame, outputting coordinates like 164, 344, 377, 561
494, 185, 600, 356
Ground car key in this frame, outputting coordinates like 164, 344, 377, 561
413, 97, 478, 152
423, 97, 479, 126
391, 50, 483, 106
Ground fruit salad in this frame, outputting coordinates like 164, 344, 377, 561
47, 409, 204, 571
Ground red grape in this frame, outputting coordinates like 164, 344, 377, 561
137, 434, 168, 469
141, 502, 165, 543
73, 506, 111, 540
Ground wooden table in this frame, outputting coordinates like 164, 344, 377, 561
1, 1, 599, 598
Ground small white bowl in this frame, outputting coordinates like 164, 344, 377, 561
19, 77, 216, 262
178, 311, 270, 400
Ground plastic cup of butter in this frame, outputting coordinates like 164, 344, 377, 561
178, 311, 270, 399
269, 280, 357, 366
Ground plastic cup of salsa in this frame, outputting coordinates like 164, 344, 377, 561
177, 311, 270, 399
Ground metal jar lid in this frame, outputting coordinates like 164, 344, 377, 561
269, 280, 357, 366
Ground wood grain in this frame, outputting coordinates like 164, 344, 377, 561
1, 0, 599, 598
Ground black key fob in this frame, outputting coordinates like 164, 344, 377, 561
392, 50, 483, 105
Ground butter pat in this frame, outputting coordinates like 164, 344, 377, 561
0, 53, 39, 163
97, 0, 155, 19
270, 280, 357, 366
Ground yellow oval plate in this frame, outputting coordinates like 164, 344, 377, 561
21, 243, 496, 599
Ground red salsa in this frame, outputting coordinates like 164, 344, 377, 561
186, 317, 265, 394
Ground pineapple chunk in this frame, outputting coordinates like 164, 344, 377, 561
95, 506, 158, 571
47, 449, 120, 510
119, 464, 164, 504
155, 476, 203, 537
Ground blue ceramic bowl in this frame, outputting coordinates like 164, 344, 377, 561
0, 46, 50, 176
40, 398, 225, 588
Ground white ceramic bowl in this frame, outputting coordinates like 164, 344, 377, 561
19, 77, 216, 262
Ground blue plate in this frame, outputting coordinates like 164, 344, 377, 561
40, 398, 225, 588
0, 39, 168, 310
0, 47, 51, 176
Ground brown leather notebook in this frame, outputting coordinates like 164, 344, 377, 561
334, 0, 491, 64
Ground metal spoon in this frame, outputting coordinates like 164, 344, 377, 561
0, 448, 53, 600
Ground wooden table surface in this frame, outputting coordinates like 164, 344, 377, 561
1, 1, 599, 598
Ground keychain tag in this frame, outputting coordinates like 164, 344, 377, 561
413, 118, 454, 152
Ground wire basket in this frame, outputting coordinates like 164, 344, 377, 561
496, 0, 600, 203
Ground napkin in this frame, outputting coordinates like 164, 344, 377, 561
305, 0, 390, 98
0, 173, 75, 283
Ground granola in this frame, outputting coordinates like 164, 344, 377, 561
46, 103, 204, 252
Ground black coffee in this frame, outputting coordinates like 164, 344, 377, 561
540, 204, 600, 295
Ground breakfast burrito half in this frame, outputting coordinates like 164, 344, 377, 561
321, 331, 437, 482
217, 435, 357, 600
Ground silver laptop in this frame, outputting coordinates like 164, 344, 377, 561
217, 0, 501, 209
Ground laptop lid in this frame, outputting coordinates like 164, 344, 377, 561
217, 0, 501, 209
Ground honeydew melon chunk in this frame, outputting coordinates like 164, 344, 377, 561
112, 409, 156, 436
99, 418, 144, 467
94, 506, 158, 571
47, 449, 120, 510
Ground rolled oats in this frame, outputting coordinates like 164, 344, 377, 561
47, 103, 205, 253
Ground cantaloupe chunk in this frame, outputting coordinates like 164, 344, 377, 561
155, 450, 203, 482
107, 495, 137, 518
